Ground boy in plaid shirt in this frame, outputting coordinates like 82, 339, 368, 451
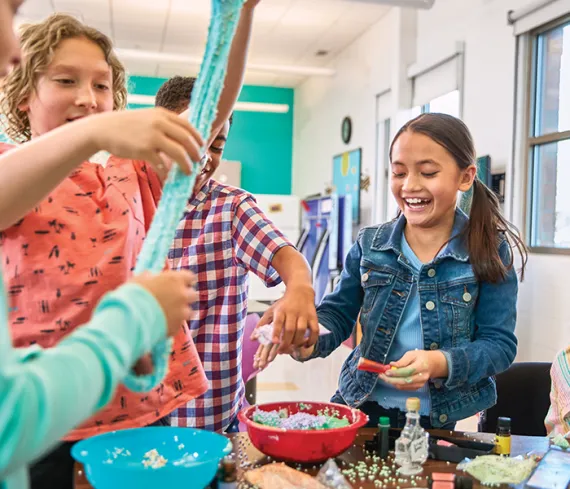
156, 76, 318, 432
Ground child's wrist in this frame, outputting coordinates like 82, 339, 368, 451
428, 350, 449, 378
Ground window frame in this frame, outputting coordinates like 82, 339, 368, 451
524, 14, 570, 255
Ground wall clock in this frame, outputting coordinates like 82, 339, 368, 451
342, 116, 352, 144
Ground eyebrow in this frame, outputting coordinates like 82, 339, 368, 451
391, 159, 440, 166
50, 64, 112, 78
210, 136, 227, 147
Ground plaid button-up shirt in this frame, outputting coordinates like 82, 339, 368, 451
168, 179, 292, 432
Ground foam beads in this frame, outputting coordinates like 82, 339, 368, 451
123, 0, 246, 392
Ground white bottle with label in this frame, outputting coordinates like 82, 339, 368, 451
394, 397, 429, 475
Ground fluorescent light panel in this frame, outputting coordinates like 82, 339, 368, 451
128, 94, 290, 113
116, 48, 335, 77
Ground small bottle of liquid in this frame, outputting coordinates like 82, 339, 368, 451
495, 417, 511, 456
378, 416, 390, 459
394, 397, 429, 475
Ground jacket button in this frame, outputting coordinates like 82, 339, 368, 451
425, 301, 435, 311
362, 273, 369, 282
429, 342, 438, 350
439, 414, 448, 423
463, 292, 472, 302
428, 268, 436, 278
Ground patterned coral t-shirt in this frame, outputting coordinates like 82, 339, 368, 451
0, 145, 208, 440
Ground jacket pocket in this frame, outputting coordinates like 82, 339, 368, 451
440, 281, 479, 345
361, 269, 394, 314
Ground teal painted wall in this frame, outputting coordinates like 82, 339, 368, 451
128, 76, 294, 195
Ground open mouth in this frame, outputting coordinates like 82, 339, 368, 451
404, 197, 432, 211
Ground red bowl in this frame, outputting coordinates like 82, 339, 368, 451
238, 401, 368, 463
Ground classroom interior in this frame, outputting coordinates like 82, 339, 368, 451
12, 0, 570, 451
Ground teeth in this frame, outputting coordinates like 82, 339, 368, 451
406, 198, 428, 204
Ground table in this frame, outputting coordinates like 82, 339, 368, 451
74, 429, 549, 489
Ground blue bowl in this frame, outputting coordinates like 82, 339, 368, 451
71, 427, 232, 489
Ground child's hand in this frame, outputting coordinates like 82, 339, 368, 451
255, 285, 318, 353
131, 270, 198, 338
379, 350, 449, 391
253, 343, 315, 370
90, 109, 204, 180
133, 354, 154, 376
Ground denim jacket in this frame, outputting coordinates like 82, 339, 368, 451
311, 209, 518, 427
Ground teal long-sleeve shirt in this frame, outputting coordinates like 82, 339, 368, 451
0, 280, 167, 489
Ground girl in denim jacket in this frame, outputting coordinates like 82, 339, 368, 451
256, 113, 527, 429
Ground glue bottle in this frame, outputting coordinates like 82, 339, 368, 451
495, 417, 511, 456
378, 416, 390, 459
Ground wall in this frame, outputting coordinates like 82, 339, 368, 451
129, 76, 294, 195
293, 10, 396, 227
292, 0, 570, 363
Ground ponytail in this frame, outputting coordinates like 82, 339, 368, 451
466, 179, 528, 283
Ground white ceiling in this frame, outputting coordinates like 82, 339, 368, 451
16, 0, 391, 87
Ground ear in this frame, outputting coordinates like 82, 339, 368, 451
17, 96, 29, 113
458, 165, 476, 193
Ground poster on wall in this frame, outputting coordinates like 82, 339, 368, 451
333, 148, 362, 224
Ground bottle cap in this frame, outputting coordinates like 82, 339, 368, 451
379, 416, 390, 427
406, 397, 420, 411
497, 417, 511, 429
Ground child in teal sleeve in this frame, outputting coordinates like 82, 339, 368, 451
0, 1, 202, 487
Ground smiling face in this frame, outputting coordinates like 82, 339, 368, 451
0, 0, 23, 76
192, 120, 230, 195
19, 36, 114, 138
390, 130, 475, 229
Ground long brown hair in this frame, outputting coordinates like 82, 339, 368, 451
0, 13, 127, 143
390, 113, 528, 283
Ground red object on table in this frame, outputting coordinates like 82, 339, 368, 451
357, 357, 391, 374
238, 401, 368, 463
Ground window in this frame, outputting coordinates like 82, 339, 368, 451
527, 18, 570, 250
411, 90, 461, 119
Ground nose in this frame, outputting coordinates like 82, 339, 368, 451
75, 84, 98, 110
402, 173, 422, 192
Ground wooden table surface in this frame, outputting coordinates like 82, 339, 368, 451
74, 429, 550, 489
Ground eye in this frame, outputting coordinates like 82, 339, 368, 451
421, 172, 439, 178
56, 78, 74, 85
209, 146, 223, 154
392, 172, 405, 178
95, 84, 110, 91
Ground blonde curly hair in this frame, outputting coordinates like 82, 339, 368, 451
0, 13, 127, 142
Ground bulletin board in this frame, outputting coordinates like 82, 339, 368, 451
333, 148, 362, 224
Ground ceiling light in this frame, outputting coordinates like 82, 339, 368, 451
116, 49, 335, 77
128, 94, 290, 113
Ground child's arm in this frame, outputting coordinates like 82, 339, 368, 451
545, 346, 570, 437
207, 1, 258, 143
0, 284, 164, 477
438, 239, 518, 389
228, 196, 317, 350
0, 109, 202, 230
263, 246, 318, 351
0, 270, 195, 477
296, 239, 365, 361
176, 1, 260, 147
255, 240, 365, 369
